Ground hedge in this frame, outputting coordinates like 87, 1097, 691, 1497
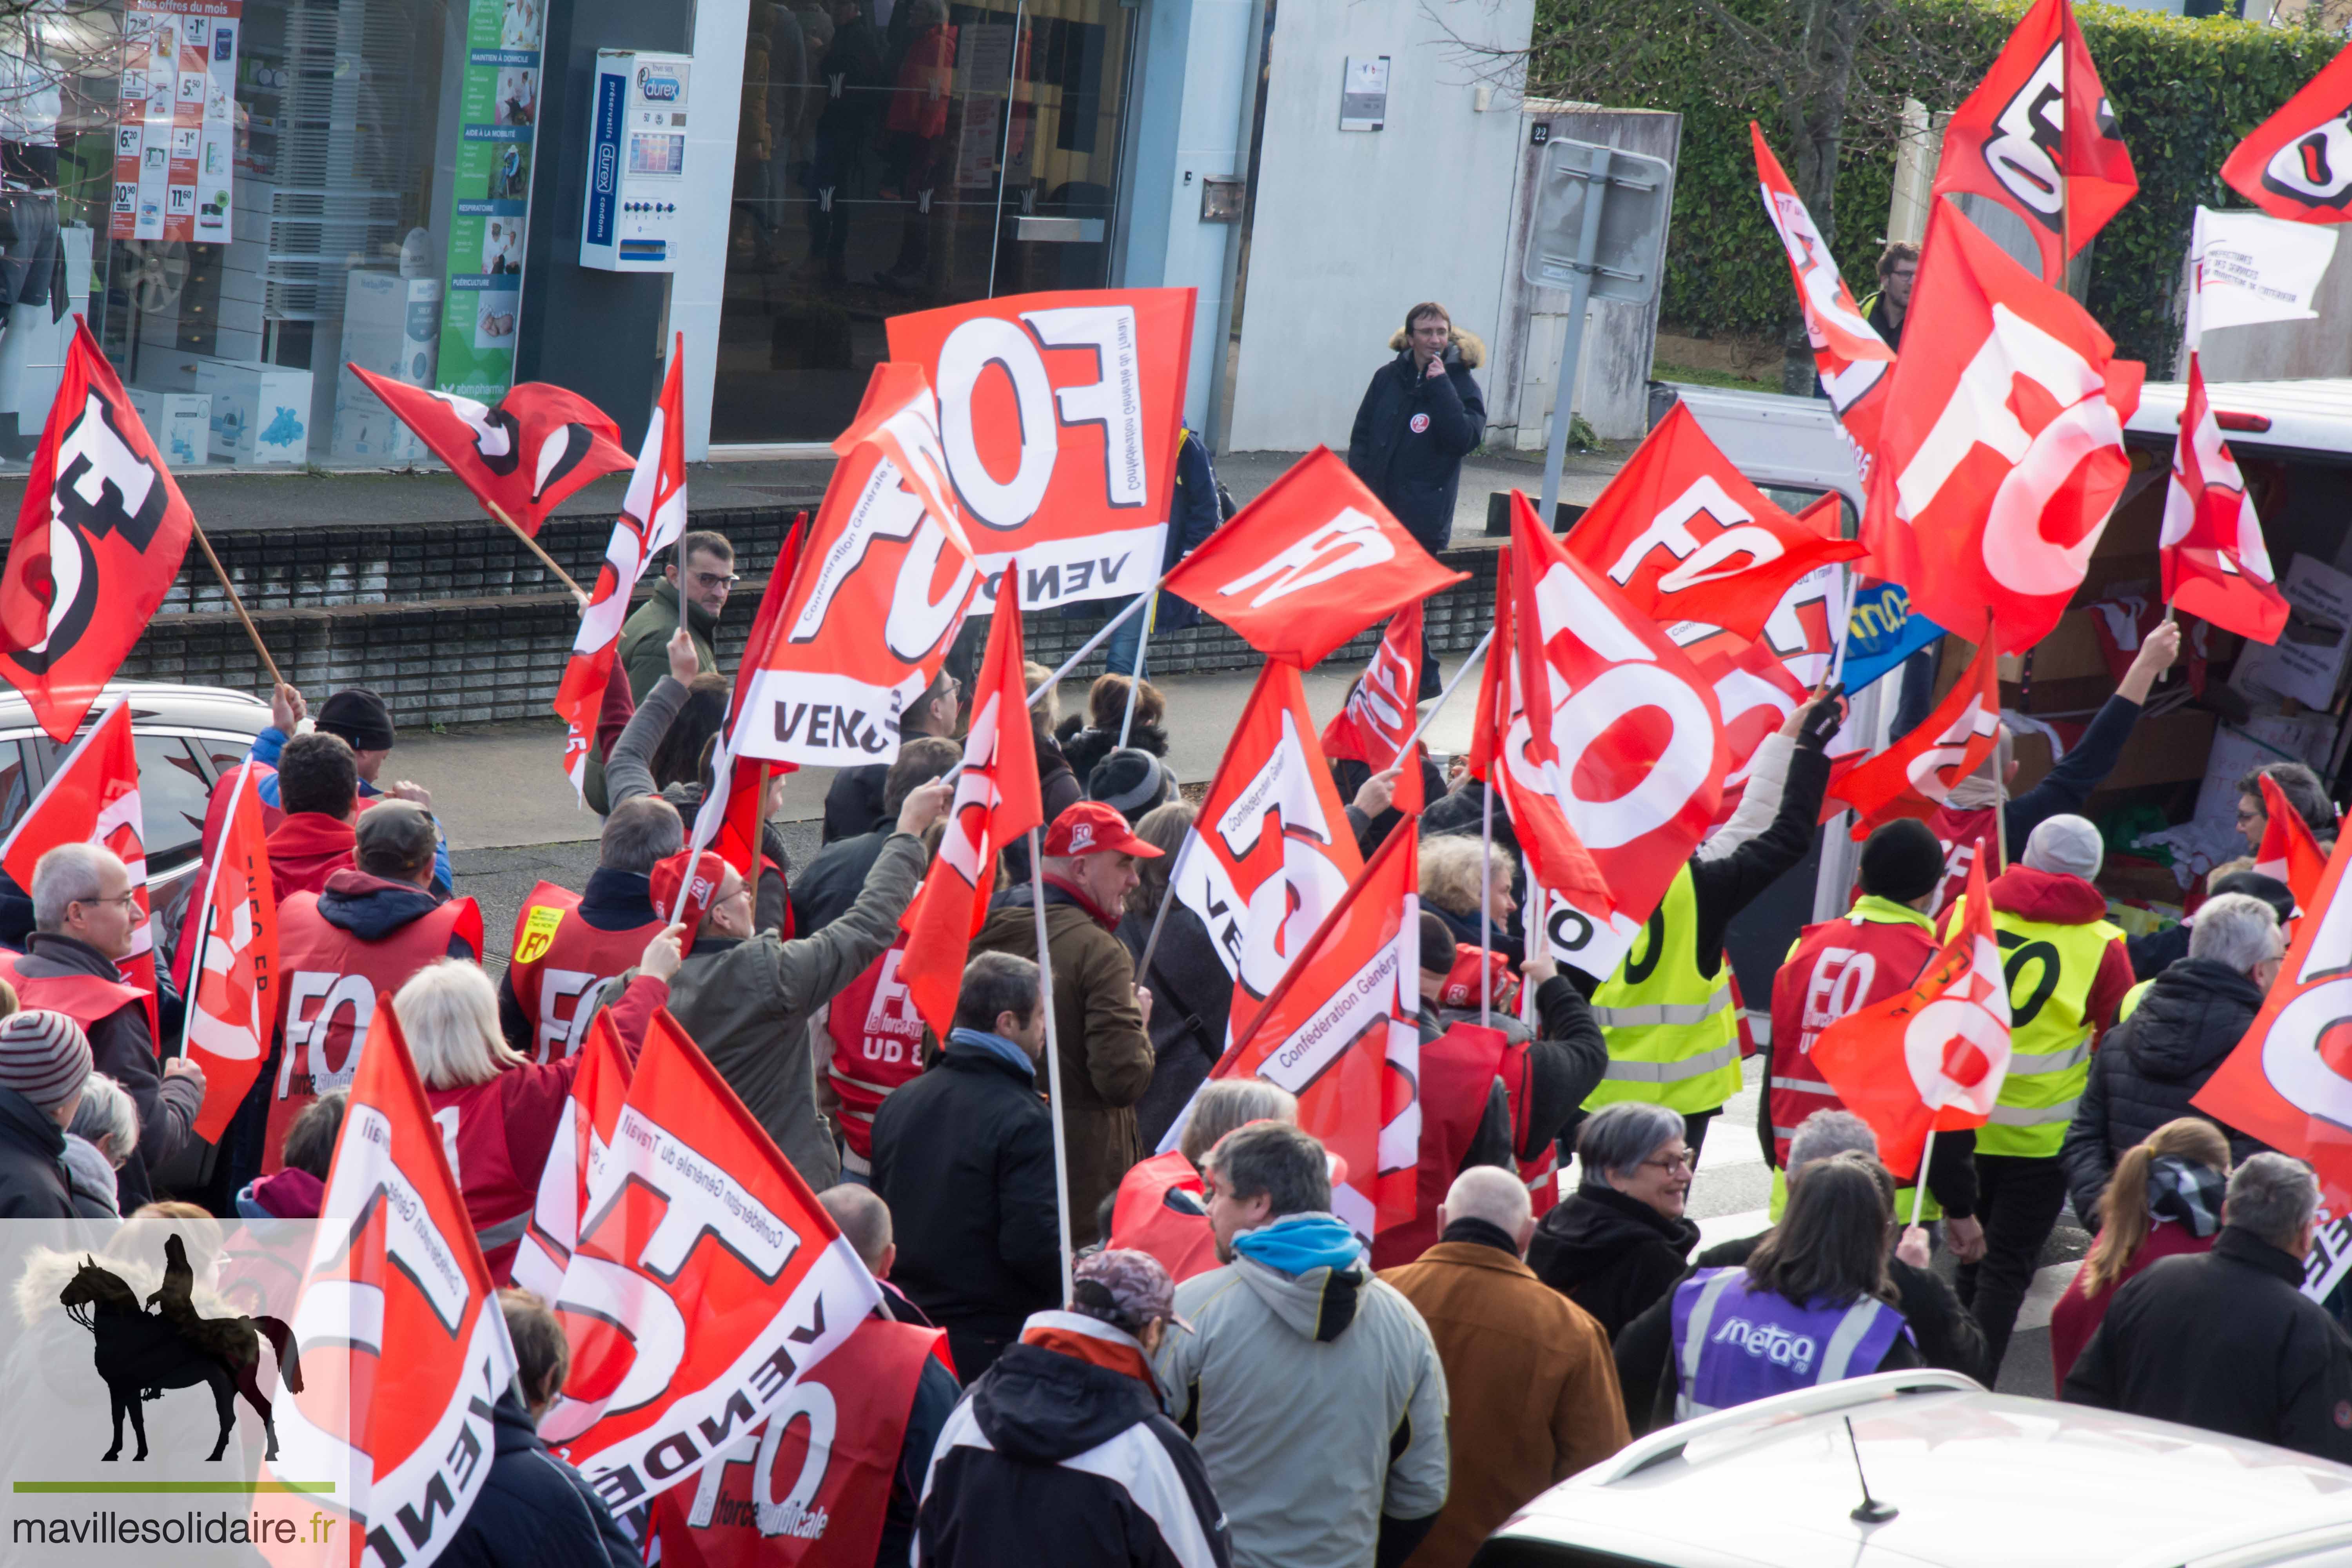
1534, 0, 2342, 370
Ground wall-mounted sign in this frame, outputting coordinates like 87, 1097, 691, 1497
1340, 55, 1388, 132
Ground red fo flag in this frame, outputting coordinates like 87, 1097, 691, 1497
1213, 826, 1423, 1243
1810, 858, 2013, 1179
542, 1009, 881, 1512
1174, 661, 1365, 1042
1564, 403, 1862, 641
1163, 447, 1468, 669
1860, 201, 2142, 653
349, 366, 633, 536
1752, 123, 1896, 465
264, 1000, 517, 1565
2194, 829, 2352, 1217
2162, 353, 2288, 646
2255, 771, 2329, 916
552, 339, 697, 793
1319, 603, 1426, 816
512, 1010, 635, 1303
1824, 622, 2002, 835
734, 363, 981, 770
0, 319, 195, 743
1929, 0, 2138, 287
0, 695, 158, 1042
1497, 492, 1726, 976
705, 514, 812, 887
179, 759, 278, 1141
2222, 41, 2352, 224
897, 584, 1045, 1042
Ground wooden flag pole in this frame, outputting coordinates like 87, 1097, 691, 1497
1029, 825, 1079, 1301
485, 501, 588, 601
188, 518, 282, 689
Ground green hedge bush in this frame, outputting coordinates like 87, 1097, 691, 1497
1536, 0, 2341, 369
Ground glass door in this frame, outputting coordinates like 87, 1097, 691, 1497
713, 0, 1136, 444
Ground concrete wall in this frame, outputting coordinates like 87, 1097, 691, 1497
1115, 0, 1259, 434
1223, 0, 1532, 453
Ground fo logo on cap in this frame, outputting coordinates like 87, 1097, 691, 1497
1067, 823, 1095, 853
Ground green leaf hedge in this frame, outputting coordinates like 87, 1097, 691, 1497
1537, 0, 2342, 370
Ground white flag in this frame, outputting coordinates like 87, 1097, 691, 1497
2189, 205, 2339, 343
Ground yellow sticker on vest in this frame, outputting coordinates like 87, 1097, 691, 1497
514, 904, 565, 965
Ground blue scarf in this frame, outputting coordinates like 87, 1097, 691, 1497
947, 1027, 1036, 1081
1231, 1212, 1363, 1276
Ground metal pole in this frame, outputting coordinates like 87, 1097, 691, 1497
1479, 781, 1494, 1030
1117, 590, 1159, 748
1537, 141, 1612, 528
1829, 564, 1858, 686
1029, 825, 1078, 1300
1394, 629, 1493, 764
984, 0, 1027, 300
1133, 833, 1190, 987
1027, 581, 1161, 709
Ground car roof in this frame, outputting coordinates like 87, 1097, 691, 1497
2127, 378, 2352, 462
1663, 383, 1866, 514
0, 682, 270, 737
1492, 1373, 2352, 1568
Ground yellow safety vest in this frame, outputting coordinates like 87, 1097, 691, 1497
1768, 1163, 1942, 1224
1586, 865, 1742, 1115
2120, 978, 2150, 1021
1949, 895, 2124, 1159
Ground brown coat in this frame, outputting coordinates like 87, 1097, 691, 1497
1380, 1237, 1631, 1568
969, 888, 1153, 1247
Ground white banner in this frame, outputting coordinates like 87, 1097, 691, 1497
2189, 205, 2340, 342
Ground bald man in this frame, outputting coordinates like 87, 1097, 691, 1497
1379, 1167, 1629, 1568
820, 1183, 935, 1329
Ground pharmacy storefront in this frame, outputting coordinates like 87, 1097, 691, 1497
0, 0, 1145, 470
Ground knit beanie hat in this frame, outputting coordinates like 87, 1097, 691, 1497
1858, 819, 1944, 904
2024, 814, 2104, 882
317, 689, 396, 753
1087, 749, 1174, 825
0, 1009, 92, 1112
1417, 912, 1456, 973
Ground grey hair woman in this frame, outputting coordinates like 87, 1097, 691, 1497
1525, 1102, 1701, 1338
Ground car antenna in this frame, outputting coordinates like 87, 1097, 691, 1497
1843, 1416, 1897, 1524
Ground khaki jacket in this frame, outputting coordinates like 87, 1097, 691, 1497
1380, 1238, 1631, 1568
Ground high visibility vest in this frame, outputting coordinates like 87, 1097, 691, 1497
1670, 1267, 1907, 1421
650, 1316, 946, 1568
1586, 865, 1741, 1114
0, 951, 147, 1034
2120, 978, 2150, 1021
1434, 1006, 1558, 1215
1765, 897, 1940, 1220
1949, 893, 2124, 1159
264, 892, 484, 1171
826, 938, 927, 1165
1109, 1149, 1221, 1284
505, 881, 662, 1063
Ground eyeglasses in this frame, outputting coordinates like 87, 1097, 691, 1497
1641, 1151, 1696, 1174
73, 890, 140, 914
2237, 807, 2264, 827
688, 570, 738, 590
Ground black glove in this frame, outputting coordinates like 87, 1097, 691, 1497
1795, 684, 1848, 751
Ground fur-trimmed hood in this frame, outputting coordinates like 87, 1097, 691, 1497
1386, 324, 1485, 370
15, 1240, 236, 1328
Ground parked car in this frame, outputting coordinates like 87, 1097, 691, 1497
0, 682, 273, 964
1474, 1370, 2352, 1568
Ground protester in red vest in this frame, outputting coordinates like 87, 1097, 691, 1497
1109, 1077, 1300, 1286
250, 684, 452, 892
496, 795, 681, 1061
1370, 913, 1606, 1269
1766, 818, 1984, 1258
256, 802, 485, 1181
0, 843, 202, 1209
407, 932, 680, 1282
264, 732, 363, 898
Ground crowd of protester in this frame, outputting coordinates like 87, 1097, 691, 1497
8, 443, 2352, 1568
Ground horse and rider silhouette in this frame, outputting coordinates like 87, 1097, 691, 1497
56, 1235, 302, 1463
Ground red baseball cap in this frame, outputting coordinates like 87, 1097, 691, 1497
1042, 800, 1165, 859
1439, 944, 1519, 1013
649, 849, 732, 942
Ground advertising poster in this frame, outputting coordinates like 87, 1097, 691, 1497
434, 0, 544, 397
111, 0, 239, 243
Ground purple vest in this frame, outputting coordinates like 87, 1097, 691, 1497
1670, 1267, 1907, 1420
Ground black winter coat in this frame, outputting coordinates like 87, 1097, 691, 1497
871, 1041, 1063, 1337
2064, 1227, 2352, 1464
1527, 1185, 1700, 1339
1612, 1228, 1985, 1434
2059, 957, 2270, 1227
0, 1084, 73, 1218
1332, 755, 1448, 856
1116, 901, 1231, 1154
441, 1393, 639, 1568
1061, 717, 1172, 788
1346, 339, 1485, 552
789, 828, 891, 935
920, 1340, 1232, 1568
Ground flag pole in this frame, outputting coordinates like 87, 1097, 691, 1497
1133, 833, 1190, 996
1479, 782, 1495, 1029
1829, 564, 1858, 685
187, 519, 283, 689
1029, 825, 1078, 1301
1396, 628, 1494, 764
1116, 590, 1160, 748
176, 757, 251, 1060
1911, 1123, 1938, 1230
485, 500, 588, 600
1027, 577, 1167, 710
